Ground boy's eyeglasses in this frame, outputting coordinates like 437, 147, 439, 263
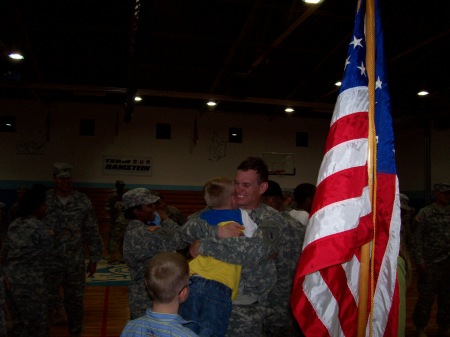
178, 279, 193, 295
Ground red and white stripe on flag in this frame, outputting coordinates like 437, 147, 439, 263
290, 0, 401, 335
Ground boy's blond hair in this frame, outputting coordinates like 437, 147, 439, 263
145, 252, 189, 303
203, 176, 235, 208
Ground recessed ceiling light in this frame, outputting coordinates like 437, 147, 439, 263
8, 53, 24, 60
134, 96, 142, 102
206, 101, 217, 107
303, 0, 323, 3
285, 107, 295, 113
417, 91, 429, 96
335, 81, 342, 86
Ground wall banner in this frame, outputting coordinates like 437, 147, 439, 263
103, 156, 152, 176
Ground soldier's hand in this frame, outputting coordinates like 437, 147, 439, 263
158, 208, 169, 221
217, 221, 244, 239
189, 240, 200, 258
86, 262, 97, 277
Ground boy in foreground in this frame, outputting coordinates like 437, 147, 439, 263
120, 252, 198, 337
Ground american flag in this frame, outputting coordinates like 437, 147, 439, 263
290, 0, 401, 336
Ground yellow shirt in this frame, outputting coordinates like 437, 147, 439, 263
189, 212, 260, 300
189, 211, 257, 300
189, 254, 242, 300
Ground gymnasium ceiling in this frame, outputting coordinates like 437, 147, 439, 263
1, 0, 449, 128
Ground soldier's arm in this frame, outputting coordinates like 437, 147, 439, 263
154, 225, 188, 251
198, 219, 280, 267
410, 213, 425, 265
181, 217, 244, 244
83, 199, 104, 264
160, 217, 182, 230
180, 217, 217, 243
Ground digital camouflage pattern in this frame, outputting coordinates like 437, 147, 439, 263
106, 191, 122, 224
108, 199, 128, 261
263, 210, 306, 337
122, 188, 159, 209
2, 216, 53, 337
45, 189, 104, 336
52, 162, 73, 178
412, 258, 450, 330
181, 203, 282, 337
123, 218, 187, 319
411, 203, 450, 265
2, 216, 53, 284
166, 205, 187, 226
411, 202, 450, 330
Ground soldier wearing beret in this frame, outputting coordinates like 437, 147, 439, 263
411, 183, 450, 337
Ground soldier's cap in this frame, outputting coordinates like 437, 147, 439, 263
282, 188, 294, 197
115, 180, 125, 185
53, 162, 73, 178
122, 188, 160, 209
399, 193, 413, 210
433, 183, 450, 192
263, 180, 283, 198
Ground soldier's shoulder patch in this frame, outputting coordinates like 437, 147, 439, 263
260, 221, 280, 244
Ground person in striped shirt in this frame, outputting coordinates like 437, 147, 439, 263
120, 252, 198, 337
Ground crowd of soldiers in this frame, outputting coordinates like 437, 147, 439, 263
0, 159, 448, 337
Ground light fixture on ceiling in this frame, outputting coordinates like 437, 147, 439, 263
335, 81, 342, 86
303, 0, 323, 4
8, 53, 24, 60
134, 96, 142, 102
206, 100, 217, 110
285, 107, 295, 113
417, 91, 429, 96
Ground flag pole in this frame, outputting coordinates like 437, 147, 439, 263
357, 0, 377, 336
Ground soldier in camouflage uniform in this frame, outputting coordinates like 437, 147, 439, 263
108, 199, 128, 264
411, 183, 450, 337
106, 180, 126, 263
260, 180, 306, 337
2, 184, 53, 337
45, 163, 104, 337
181, 157, 282, 337
282, 188, 296, 212
122, 188, 187, 320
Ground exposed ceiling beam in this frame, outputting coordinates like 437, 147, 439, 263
0, 82, 334, 112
